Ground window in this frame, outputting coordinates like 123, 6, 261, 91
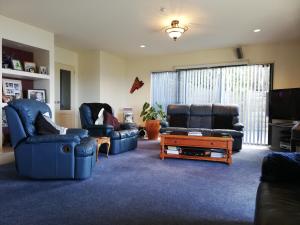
151, 64, 271, 145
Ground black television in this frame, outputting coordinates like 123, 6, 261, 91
269, 88, 300, 120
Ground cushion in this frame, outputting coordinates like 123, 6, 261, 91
169, 114, 189, 127
213, 115, 233, 129
104, 111, 120, 130
35, 112, 67, 135
95, 108, 104, 125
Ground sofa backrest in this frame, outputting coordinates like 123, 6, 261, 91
5, 106, 27, 148
189, 104, 213, 128
166, 103, 240, 130
7, 99, 52, 137
167, 104, 190, 128
212, 104, 239, 129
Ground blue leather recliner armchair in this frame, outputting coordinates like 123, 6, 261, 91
79, 103, 138, 155
5, 99, 97, 179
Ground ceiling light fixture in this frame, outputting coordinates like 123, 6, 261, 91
165, 20, 188, 41
253, 29, 261, 33
140, 45, 146, 48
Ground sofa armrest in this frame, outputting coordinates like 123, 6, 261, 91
233, 123, 244, 131
261, 152, 300, 183
26, 134, 81, 144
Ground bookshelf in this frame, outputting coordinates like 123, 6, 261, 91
1, 38, 54, 153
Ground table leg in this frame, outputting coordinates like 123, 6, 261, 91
96, 142, 101, 162
227, 142, 233, 165
106, 142, 110, 158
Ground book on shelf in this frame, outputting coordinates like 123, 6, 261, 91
210, 152, 225, 158
188, 131, 203, 136
166, 146, 182, 155
166, 150, 180, 155
181, 147, 211, 157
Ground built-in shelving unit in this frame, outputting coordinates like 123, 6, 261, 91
2, 68, 50, 80
1, 35, 54, 154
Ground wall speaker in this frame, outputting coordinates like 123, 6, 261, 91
235, 47, 243, 59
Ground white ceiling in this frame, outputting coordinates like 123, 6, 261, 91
0, 0, 299, 57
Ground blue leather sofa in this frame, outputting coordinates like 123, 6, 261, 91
254, 152, 300, 225
5, 99, 97, 179
79, 103, 138, 155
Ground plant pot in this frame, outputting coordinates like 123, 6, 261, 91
145, 120, 161, 140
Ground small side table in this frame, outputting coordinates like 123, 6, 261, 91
96, 137, 111, 161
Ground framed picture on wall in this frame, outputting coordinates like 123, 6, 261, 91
27, 89, 47, 103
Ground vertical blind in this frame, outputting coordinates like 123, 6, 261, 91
151, 64, 271, 145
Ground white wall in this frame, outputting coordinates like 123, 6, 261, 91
126, 40, 300, 124
99, 51, 127, 120
77, 50, 101, 105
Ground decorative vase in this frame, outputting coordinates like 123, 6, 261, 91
145, 120, 160, 140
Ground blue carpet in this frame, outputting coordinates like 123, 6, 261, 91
0, 140, 269, 225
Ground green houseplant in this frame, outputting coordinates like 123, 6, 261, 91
140, 102, 166, 140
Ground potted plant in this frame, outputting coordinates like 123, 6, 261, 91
140, 102, 166, 140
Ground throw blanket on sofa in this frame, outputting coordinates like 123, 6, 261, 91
84, 103, 113, 123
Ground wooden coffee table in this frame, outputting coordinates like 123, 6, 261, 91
160, 134, 233, 165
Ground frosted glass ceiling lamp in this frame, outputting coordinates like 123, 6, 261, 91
165, 20, 188, 41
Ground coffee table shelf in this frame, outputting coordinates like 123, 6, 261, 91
160, 134, 233, 165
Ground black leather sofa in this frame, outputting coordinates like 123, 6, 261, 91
79, 103, 138, 155
160, 104, 244, 151
254, 152, 300, 225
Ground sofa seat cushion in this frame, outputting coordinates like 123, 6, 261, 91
255, 182, 300, 225
212, 129, 244, 138
75, 137, 97, 157
111, 128, 139, 140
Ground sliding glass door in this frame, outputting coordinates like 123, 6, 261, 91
151, 64, 271, 145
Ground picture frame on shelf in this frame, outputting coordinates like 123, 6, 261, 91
11, 59, 23, 71
2, 79, 23, 99
123, 107, 134, 123
27, 89, 47, 103
39, 66, 47, 74
24, 61, 36, 73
